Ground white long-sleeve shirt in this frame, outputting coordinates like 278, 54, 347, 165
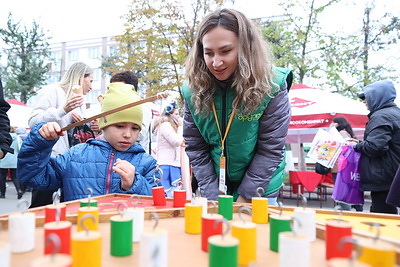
29, 84, 85, 156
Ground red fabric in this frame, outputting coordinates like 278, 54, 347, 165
289, 171, 333, 192
6, 99, 28, 106
292, 184, 304, 194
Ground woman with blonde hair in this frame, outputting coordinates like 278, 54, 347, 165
29, 62, 93, 155
182, 8, 293, 203
27, 62, 93, 207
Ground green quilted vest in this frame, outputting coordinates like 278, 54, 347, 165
183, 67, 292, 196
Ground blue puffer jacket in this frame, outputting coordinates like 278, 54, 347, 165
17, 122, 158, 201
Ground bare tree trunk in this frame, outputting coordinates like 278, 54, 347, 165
362, 8, 371, 87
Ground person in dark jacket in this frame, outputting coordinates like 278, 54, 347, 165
182, 8, 292, 203
0, 79, 13, 159
17, 83, 159, 201
0, 127, 24, 199
354, 80, 400, 214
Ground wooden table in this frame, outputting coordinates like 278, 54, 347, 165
289, 171, 334, 207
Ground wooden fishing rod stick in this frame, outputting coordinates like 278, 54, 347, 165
60, 92, 169, 132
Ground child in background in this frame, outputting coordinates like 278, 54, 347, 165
17, 83, 159, 201
153, 101, 184, 197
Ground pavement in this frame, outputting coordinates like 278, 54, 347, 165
0, 182, 32, 215
278, 184, 373, 212
0, 181, 376, 216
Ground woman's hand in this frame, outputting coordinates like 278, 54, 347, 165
345, 138, 359, 145
64, 95, 84, 113
113, 158, 135, 191
236, 195, 251, 203
39, 122, 64, 140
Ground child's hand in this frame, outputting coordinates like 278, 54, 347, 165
39, 122, 64, 140
71, 112, 83, 123
90, 119, 101, 133
113, 158, 135, 191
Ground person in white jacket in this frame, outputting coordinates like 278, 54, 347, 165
29, 62, 93, 156
27, 62, 93, 207
154, 101, 184, 197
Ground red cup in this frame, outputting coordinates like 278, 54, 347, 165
173, 190, 186, 208
201, 214, 223, 252
44, 221, 72, 255
45, 204, 67, 223
152, 186, 166, 206
325, 220, 352, 260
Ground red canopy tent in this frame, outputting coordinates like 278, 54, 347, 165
286, 84, 369, 170
287, 84, 368, 143
6, 99, 32, 129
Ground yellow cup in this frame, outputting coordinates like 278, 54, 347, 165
252, 197, 268, 224
77, 207, 99, 232
184, 203, 202, 234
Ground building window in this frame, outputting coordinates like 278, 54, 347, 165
51, 51, 62, 72
88, 47, 100, 59
108, 46, 119, 56
93, 68, 101, 82
68, 49, 79, 61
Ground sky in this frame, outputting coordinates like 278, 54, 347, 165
1, 0, 398, 41
1, 0, 399, 103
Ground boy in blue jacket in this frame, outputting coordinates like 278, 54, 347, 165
17, 83, 159, 202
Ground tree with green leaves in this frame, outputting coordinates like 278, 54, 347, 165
358, 3, 399, 87
261, 0, 346, 86
321, 3, 399, 97
101, 0, 233, 99
262, 0, 400, 98
0, 13, 51, 103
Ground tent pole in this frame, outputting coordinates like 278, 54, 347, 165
296, 133, 307, 171
299, 143, 307, 171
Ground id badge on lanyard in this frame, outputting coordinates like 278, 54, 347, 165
211, 98, 239, 196
219, 156, 227, 194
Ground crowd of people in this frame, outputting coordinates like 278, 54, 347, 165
0, 8, 398, 215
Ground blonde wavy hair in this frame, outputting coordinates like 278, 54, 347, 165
184, 8, 275, 116
59, 62, 93, 98
161, 111, 179, 132
152, 108, 180, 133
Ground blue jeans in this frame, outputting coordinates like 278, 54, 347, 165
268, 197, 278, 206
159, 165, 181, 198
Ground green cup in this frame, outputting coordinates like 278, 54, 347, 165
110, 215, 133, 256
218, 195, 233, 220
80, 199, 98, 207
269, 214, 291, 252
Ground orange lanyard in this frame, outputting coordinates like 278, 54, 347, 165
211, 98, 240, 154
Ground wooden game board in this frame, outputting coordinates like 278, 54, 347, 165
0, 193, 245, 230
3, 213, 328, 267
0, 194, 186, 229
269, 206, 400, 264
1, 195, 399, 266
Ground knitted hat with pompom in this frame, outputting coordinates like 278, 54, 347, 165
164, 100, 178, 116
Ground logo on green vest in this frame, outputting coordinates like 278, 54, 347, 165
237, 111, 263, 122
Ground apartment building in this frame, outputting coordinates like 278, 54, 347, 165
46, 36, 118, 106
